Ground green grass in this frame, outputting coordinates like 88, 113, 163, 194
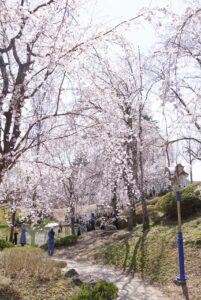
71, 280, 118, 300
0, 223, 8, 228
155, 184, 201, 219
0, 238, 14, 250
0, 227, 10, 240
0, 247, 75, 299
95, 213, 201, 299
40, 235, 78, 250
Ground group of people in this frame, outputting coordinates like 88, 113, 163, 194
77, 211, 119, 235
77, 213, 96, 236
100, 212, 119, 230
10, 223, 63, 257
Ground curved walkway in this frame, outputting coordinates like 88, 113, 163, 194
54, 231, 170, 300
60, 259, 170, 300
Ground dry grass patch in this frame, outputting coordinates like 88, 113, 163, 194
1, 247, 60, 282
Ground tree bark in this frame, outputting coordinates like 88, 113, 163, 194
9, 210, 16, 242
139, 107, 149, 232
111, 181, 117, 211
70, 205, 75, 235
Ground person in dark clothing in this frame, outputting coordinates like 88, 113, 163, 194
58, 223, 63, 235
112, 216, 119, 229
100, 218, 106, 230
13, 225, 19, 245
86, 221, 92, 231
47, 228, 55, 256
90, 213, 96, 230
77, 226, 81, 236
20, 224, 27, 246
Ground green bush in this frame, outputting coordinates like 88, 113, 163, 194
136, 204, 159, 225
96, 217, 128, 229
95, 218, 102, 227
155, 184, 201, 219
117, 217, 128, 229
71, 280, 118, 300
0, 224, 8, 228
40, 235, 77, 250
0, 239, 14, 250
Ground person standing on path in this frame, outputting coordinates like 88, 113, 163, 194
13, 225, 19, 245
20, 224, 27, 246
48, 228, 55, 256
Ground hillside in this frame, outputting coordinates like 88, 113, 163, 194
56, 213, 201, 300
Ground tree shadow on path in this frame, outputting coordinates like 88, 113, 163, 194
174, 281, 190, 300
127, 230, 149, 279
182, 284, 190, 300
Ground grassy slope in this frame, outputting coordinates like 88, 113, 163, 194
0, 247, 76, 300
94, 214, 201, 300
77, 185, 201, 300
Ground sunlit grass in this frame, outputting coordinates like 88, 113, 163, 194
1, 247, 60, 281
94, 214, 201, 299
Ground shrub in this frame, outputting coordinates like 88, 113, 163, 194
95, 218, 102, 227
117, 217, 128, 229
0, 239, 14, 250
136, 204, 158, 225
1, 247, 60, 281
155, 184, 201, 219
71, 280, 118, 300
0, 285, 22, 300
92, 280, 118, 299
0, 224, 8, 228
40, 235, 77, 250
96, 217, 128, 229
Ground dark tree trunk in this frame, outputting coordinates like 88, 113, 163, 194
111, 181, 117, 211
9, 210, 16, 242
139, 105, 149, 232
70, 205, 75, 235
127, 193, 136, 230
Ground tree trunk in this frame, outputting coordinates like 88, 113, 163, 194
124, 114, 138, 230
139, 104, 149, 232
189, 142, 193, 184
70, 205, 75, 235
9, 210, 16, 242
111, 181, 117, 211
127, 191, 136, 230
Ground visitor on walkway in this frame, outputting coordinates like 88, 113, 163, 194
13, 225, 19, 245
80, 223, 85, 234
58, 227, 61, 237
112, 215, 119, 229
47, 228, 55, 256
100, 218, 106, 230
90, 213, 96, 230
20, 224, 27, 246
77, 226, 81, 236
59, 223, 62, 232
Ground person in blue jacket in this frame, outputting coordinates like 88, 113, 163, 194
47, 228, 55, 256
20, 224, 27, 246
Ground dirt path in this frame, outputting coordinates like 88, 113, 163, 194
54, 231, 170, 300
60, 259, 169, 300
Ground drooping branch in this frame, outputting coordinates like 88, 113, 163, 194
171, 88, 201, 131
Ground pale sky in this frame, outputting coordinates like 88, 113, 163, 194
93, 0, 188, 48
